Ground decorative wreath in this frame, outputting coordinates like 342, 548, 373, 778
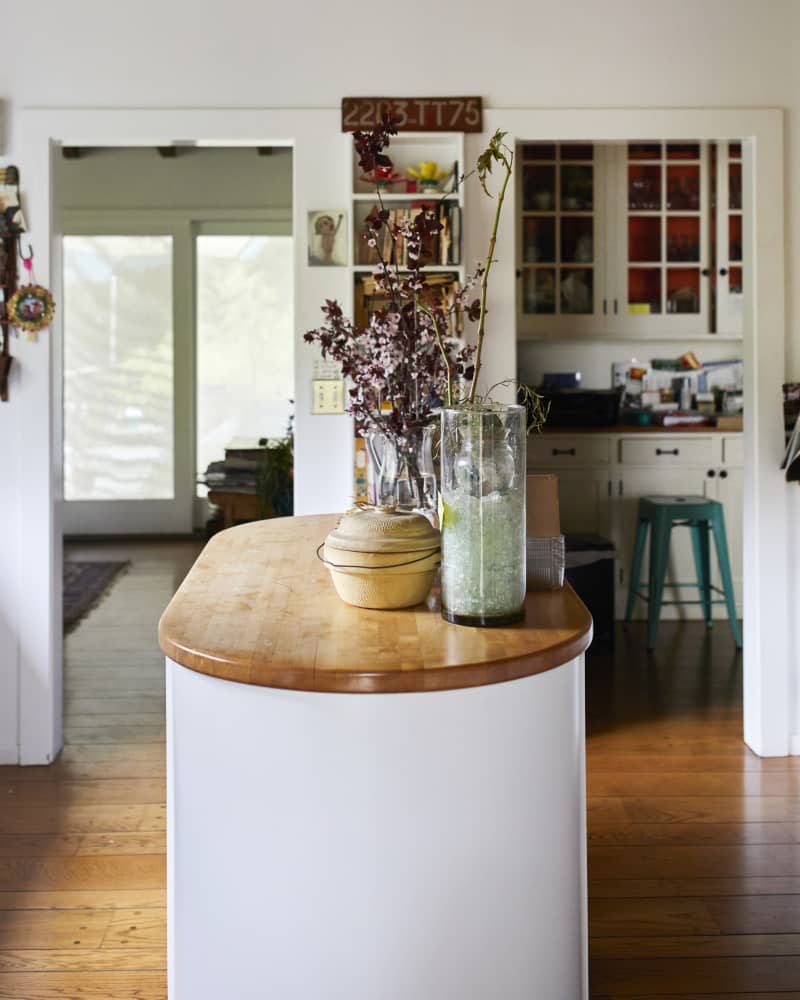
7, 283, 55, 333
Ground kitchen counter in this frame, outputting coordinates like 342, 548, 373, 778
160, 514, 592, 999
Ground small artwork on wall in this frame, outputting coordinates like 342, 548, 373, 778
308, 211, 346, 267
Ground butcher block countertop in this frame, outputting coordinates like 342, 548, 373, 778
158, 513, 593, 695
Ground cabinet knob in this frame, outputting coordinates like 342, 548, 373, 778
701, 267, 711, 277
707, 469, 716, 478
720, 469, 728, 479
719, 267, 729, 277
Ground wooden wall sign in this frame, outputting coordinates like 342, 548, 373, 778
342, 97, 482, 133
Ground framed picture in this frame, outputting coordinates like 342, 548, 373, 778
308, 210, 346, 267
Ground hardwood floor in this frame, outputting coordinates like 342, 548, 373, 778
0, 540, 201, 999
587, 621, 800, 999
0, 541, 796, 998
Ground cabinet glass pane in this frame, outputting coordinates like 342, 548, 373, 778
562, 143, 593, 161
522, 143, 556, 161
628, 217, 661, 262
666, 217, 700, 262
522, 268, 556, 314
63, 235, 173, 501
666, 164, 700, 210
666, 268, 700, 313
628, 143, 661, 160
629, 165, 661, 210
560, 165, 593, 211
729, 162, 742, 210
560, 217, 593, 263
196, 235, 294, 493
522, 164, 555, 211
628, 268, 661, 314
560, 268, 593, 315
729, 142, 742, 158
522, 217, 555, 263
729, 215, 742, 261
666, 143, 700, 160
729, 266, 743, 294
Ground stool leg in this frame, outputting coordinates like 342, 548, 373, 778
710, 509, 743, 650
690, 521, 712, 628
624, 519, 649, 625
647, 510, 672, 649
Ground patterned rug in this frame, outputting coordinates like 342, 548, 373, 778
63, 560, 129, 632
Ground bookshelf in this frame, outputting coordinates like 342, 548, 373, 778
348, 132, 467, 501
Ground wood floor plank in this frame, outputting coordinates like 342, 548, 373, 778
1, 780, 165, 807
0, 890, 165, 911
588, 771, 800, 797
101, 909, 165, 949
589, 844, 800, 879
63, 726, 165, 746
0, 949, 165, 972
588, 822, 800, 847
0, 804, 147, 835
589, 956, 800, 994
0, 909, 112, 949
587, 754, 800, 773
0, 856, 165, 892
590, 877, 800, 898
707, 894, 800, 934
0, 836, 81, 858
589, 897, 720, 937
590, 932, 800, 959
618, 795, 800, 824
0, 971, 167, 998
76, 833, 164, 857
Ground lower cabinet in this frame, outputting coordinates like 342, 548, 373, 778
527, 433, 743, 621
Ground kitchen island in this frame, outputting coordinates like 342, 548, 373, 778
159, 514, 593, 1000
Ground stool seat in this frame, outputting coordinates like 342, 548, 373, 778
624, 494, 742, 650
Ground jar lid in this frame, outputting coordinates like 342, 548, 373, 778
325, 507, 440, 555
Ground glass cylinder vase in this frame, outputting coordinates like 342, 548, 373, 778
365, 425, 437, 520
440, 404, 526, 626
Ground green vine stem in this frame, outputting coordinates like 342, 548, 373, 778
468, 131, 513, 406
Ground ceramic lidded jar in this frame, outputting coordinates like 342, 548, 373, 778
322, 507, 440, 610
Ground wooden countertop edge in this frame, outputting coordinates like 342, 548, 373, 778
158, 602, 594, 695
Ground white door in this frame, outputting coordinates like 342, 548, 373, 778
62, 230, 194, 534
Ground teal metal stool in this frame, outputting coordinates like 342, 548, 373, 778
624, 495, 742, 650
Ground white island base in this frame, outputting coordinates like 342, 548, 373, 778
166, 655, 588, 1000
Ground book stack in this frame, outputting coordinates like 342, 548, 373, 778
357, 202, 461, 268
203, 437, 268, 493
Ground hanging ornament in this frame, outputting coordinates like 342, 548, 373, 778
7, 245, 55, 341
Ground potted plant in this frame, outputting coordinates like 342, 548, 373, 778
306, 118, 547, 618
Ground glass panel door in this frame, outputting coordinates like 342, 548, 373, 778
195, 234, 294, 494
62, 235, 191, 533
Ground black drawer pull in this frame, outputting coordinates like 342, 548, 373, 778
552, 447, 576, 456
656, 448, 679, 456
707, 469, 716, 478
720, 469, 728, 479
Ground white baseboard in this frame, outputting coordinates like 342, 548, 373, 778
0, 746, 19, 765
790, 734, 800, 757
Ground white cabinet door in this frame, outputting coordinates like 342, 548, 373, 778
529, 467, 611, 535
614, 466, 710, 619
715, 142, 744, 336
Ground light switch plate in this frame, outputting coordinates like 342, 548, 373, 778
312, 379, 345, 414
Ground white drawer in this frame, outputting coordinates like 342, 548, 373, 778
619, 436, 713, 465
528, 435, 611, 466
723, 435, 744, 466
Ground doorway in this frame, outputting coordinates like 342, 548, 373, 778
58, 146, 294, 536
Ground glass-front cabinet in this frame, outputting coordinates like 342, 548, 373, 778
714, 141, 743, 336
617, 141, 710, 336
517, 140, 743, 340
517, 143, 606, 334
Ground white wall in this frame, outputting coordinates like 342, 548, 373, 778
0, 0, 798, 762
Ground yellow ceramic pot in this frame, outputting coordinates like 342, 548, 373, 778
322, 507, 441, 610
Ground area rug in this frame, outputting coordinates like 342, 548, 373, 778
63, 560, 130, 632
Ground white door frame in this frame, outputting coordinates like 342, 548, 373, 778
13, 106, 787, 764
